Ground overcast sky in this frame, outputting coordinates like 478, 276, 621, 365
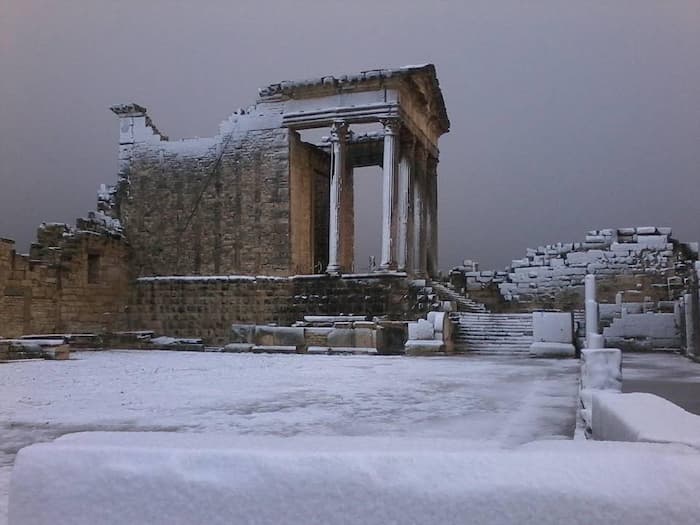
1, 0, 698, 271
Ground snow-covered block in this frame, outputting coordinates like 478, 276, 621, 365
580, 348, 622, 392
405, 339, 445, 355
603, 312, 679, 339
10, 433, 700, 525
407, 319, 434, 341
592, 392, 700, 449
635, 226, 658, 235
636, 235, 668, 249
532, 312, 573, 343
306, 346, 330, 354
222, 343, 254, 353
427, 311, 448, 334
528, 342, 575, 358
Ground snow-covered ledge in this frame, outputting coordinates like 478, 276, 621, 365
10, 433, 700, 525
592, 392, 700, 449
579, 348, 622, 434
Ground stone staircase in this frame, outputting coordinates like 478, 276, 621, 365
431, 282, 488, 313
452, 312, 534, 354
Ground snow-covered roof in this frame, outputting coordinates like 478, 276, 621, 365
259, 64, 450, 133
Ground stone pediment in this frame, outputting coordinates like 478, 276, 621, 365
258, 64, 449, 136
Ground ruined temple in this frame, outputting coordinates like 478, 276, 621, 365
109, 64, 448, 278
2, 64, 699, 355
1, 65, 450, 342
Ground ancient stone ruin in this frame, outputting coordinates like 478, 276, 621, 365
1, 64, 699, 358
1, 65, 449, 347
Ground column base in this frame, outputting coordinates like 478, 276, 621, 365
376, 263, 398, 272
326, 264, 342, 275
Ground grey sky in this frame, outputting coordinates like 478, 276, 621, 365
1, 0, 698, 271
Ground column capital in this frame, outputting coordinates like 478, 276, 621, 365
381, 118, 401, 136
329, 120, 349, 142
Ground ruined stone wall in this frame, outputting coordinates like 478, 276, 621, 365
118, 126, 293, 277
0, 224, 129, 338
451, 227, 698, 313
129, 274, 411, 345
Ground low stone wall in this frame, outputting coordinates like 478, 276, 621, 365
129, 274, 413, 345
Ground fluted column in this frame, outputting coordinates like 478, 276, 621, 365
426, 155, 439, 278
379, 118, 399, 271
414, 145, 428, 277
326, 120, 348, 274
397, 135, 414, 272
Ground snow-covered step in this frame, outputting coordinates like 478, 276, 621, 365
452, 312, 534, 355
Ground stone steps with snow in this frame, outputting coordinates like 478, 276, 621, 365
452, 312, 534, 354
431, 282, 488, 313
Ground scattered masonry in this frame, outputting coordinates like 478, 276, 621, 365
451, 227, 697, 312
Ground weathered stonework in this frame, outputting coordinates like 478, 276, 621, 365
2, 65, 448, 343
451, 227, 698, 313
110, 64, 448, 280
0, 220, 129, 338
129, 274, 413, 345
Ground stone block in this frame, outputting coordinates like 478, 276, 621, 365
42, 345, 71, 360
354, 328, 375, 348
375, 322, 407, 355
328, 347, 377, 355
591, 392, 700, 448
580, 348, 622, 391
231, 324, 255, 344
306, 346, 330, 354
407, 319, 434, 341
635, 226, 657, 235
222, 343, 254, 353
636, 235, 668, 249
251, 345, 298, 354
254, 326, 305, 348
532, 312, 573, 343
405, 340, 445, 355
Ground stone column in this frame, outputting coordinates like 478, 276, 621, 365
326, 120, 348, 274
339, 164, 354, 273
426, 155, 439, 278
413, 144, 429, 278
379, 118, 399, 271
585, 273, 603, 348
397, 135, 414, 272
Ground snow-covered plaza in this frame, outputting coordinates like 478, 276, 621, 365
1, 351, 580, 523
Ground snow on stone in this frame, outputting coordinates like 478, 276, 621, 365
149, 336, 202, 346
592, 392, 700, 448
9, 434, 700, 525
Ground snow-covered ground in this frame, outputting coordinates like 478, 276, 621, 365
0, 351, 579, 524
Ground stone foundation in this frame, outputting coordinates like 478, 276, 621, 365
129, 273, 413, 345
